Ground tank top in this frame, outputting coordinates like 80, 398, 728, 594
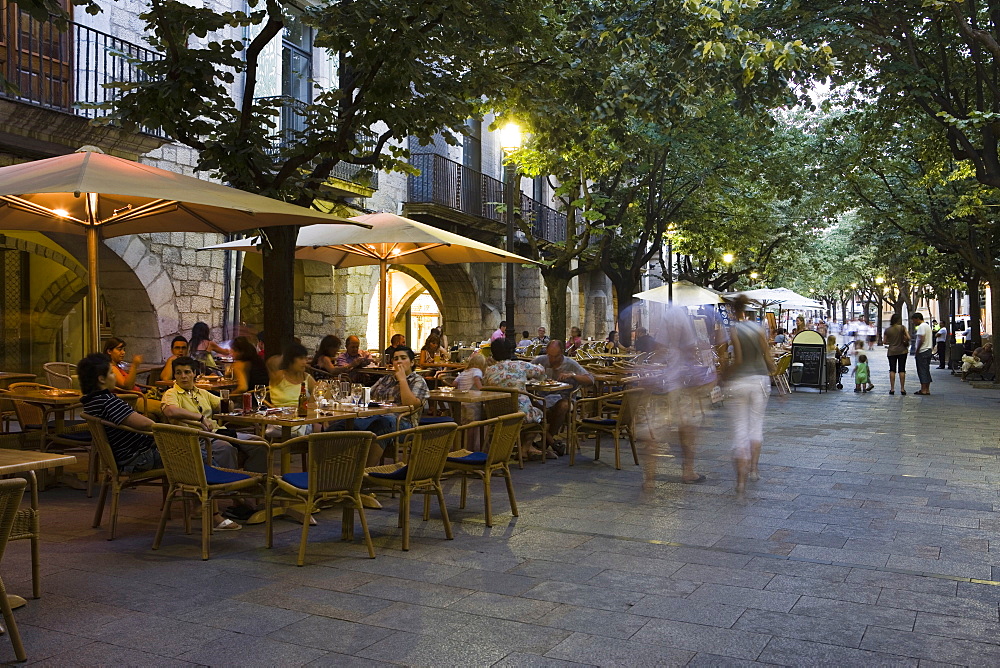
732, 321, 769, 378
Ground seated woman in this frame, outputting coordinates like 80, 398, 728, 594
311, 335, 342, 378
267, 344, 316, 438
418, 334, 448, 368
231, 336, 270, 395
604, 330, 622, 353
190, 321, 232, 371
484, 339, 547, 459
565, 327, 584, 355
103, 337, 161, 416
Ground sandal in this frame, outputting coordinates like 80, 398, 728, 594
900, 390, 906, 395
682, 474, 707, 484
214, 518, 242, 531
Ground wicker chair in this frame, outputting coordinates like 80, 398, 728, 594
265, 431, 376, 565
570, 388, 643, 470
0, 478, 27, 661
444, 413, 523, 527
364, 423, 457, 551
43, 362, 77, 390
7, 383, 97, 496
82, 414, 167, 540
150, 423, 266, 560
481, 386, 547, 468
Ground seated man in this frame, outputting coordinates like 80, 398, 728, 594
161, 357, 269, 474
633, 327, 658, 353
159, 335, 189, 382
383, 333, 405, 361
533, 326, 550, 346
531, 340, 594, 453
962, 342, 994, 380
336, 335, 375, 382
79, 353, 161, 473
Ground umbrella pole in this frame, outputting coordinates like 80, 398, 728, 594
85, 194, 101, 352
379, 259, 388, 355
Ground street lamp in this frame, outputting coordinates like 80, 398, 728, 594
500, 121, 522, 343
722, 252, 735, 265
666, 224, 678, 301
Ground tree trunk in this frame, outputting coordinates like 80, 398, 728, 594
936, 290, 952, 339
876, 298, 884, 345
542, 272, 572, 344
968, 276, 983, 348
260, 225, 298, 358
841, 299, 847, 323
609, 277, 639, 347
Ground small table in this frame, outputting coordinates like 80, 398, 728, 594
3, 388, 81, 434
428, 389, 511, 450
0, 373, 36, 390
0, 450, 77, 608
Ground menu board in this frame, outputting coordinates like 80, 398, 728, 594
791, 344, 826, 389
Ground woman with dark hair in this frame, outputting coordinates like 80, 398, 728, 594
269, 343, 315, 408
418, 334, 446, 368
103, 337, 143, 390
312, 335, 342, 376
565, 327, 584, 355
883, 313, 910, 395
484, 338, 546, 458
231, 336, 271, 395
604, 330, 622, 353
189, 321, 231, 368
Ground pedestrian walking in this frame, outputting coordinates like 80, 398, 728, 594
911, 312, 934, 395
884, 313, 910, 395
726, 294, 775, 496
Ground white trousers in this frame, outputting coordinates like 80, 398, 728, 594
728, 374, 770, 459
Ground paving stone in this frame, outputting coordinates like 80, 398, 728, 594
584, 569, 700, 597
356, 630, 510, 666
521, 580, 646, 612
540, 604, 650, 639
688, 583, 800, 613
631, 618, 771, 660
237, 584, 395, 622
447, 590, 559, 622
543, 632, 695, 666
732, 608, 867, 648
877, 587, 1000, 620
507, 560, 607, 583
788, 595, 918, 631
578, 550, 686, 577
913, 611, 1000, 645
671, 563, 774, 589
763, 573, 881, 604
859, 626, 1000, 664
440, 568, 541, 595
34, 641, 198, 667
177, 599, 310, 635
177, 633, 329, 666
743, 557, 852, 582
757, 636, 918, 667
627, 594, 746, 627
492, 652, 596, 667
352, 575, 474, 607
266, 616, 395, 654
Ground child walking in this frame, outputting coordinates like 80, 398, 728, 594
853, 353, 874, 393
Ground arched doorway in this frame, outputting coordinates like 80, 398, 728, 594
365, 269, 443, 350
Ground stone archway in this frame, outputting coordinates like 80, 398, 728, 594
398, 264, 483, 342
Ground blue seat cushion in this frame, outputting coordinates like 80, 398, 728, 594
204, 466, 251, 485
368, 465, 408, 480
582, 418, 617, 426
447, 451, 488, 464
419, 416, 456, 425
282, 472, 308, 489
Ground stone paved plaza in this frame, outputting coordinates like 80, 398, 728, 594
4, 350, 1000, 666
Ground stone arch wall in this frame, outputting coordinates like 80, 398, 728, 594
407, 264, 483, 342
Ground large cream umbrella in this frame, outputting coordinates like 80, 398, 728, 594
202, 212, 538, 350
634, 280, 725, 307
0, 147, 366, 348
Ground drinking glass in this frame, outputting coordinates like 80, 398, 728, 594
351, 383, 363, 410
254, 385, 267, 412
340, 381, 351, 407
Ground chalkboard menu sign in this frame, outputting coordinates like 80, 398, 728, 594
790, 330, 827, 391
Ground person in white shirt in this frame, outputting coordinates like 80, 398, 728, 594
935, 324, 949, 369
911, 312, 934, 395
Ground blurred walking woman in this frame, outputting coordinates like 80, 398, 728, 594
726, 295, 776, 496
883, 313, 910, 395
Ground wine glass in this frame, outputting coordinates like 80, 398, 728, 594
254, 385, 267, 412
351, 383, 363, 410
339, 381, 351, 406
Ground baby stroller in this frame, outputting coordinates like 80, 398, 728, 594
832, 344, 851, 390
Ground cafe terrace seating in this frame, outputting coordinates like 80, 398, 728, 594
265, 431, 377, 565
443, 413, 524, 527
570, 388, 644, 470
0, 478, 28, 662
364, 422, 457, 551
481, 386, 548, 468
151, 423, 266, 560
82, 414, 167, 541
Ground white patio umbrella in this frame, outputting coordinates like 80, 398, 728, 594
201, 212, 538, 350
634, 280, 725, 307
0, 147, 365, 348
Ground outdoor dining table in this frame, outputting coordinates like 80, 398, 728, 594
3, 388, 81, 433
590, 373, 640, 395
0, 450, 77, 608
427, 389, 511, 450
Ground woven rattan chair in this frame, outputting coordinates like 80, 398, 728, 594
151, 423, 265, 560
265, 431, 376, 565
570, 388, 643, 470
43, 362, 77, 390
364, 423, 457, 551
444, 413, 523, 527
82, 414, 167, 540
0, 478, 27, 661
481, 386, 547, 468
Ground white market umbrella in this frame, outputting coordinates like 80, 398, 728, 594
634, 280, 725, 307
202, 212, 538, 350
0, 147, 365, 348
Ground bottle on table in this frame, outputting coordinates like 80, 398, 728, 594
297, 381, 308, 417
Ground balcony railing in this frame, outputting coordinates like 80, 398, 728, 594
407, 152, 567, 244
256, 95, 379, 191
1, 17, 163, 136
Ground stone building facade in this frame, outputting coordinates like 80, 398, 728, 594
0, 0, 616, 375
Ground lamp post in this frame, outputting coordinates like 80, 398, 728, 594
500, 122, 522, 343
666, 224, 678, 302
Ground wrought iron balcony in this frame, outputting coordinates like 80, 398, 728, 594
407, 152, 567, 244
255, 95, 379, 191
0, 17, 163, 136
